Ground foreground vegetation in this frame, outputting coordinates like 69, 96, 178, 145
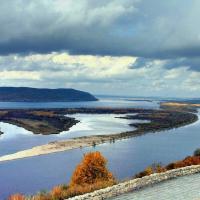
8, 148, 200, 200
4, 105, 200, 199
135, 148, 200, 178
8, 152, 116, 200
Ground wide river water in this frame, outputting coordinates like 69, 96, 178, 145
0, 97, 199, 199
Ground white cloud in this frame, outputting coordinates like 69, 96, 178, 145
0, 71, 40, 80
1, 52, 200, 97
164, 67, 189, 80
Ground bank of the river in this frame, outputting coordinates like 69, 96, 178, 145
1, 110, 200, 198
0, 110, 79, 135
0, 108, 197, 162
160, 102, 200, 112
0, 107, 197, 136
68, 165, 200, 200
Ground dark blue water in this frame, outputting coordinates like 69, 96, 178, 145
0, 113, 200, 199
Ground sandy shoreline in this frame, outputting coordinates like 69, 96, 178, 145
0, 108, 198, 163
161, 102, 200, 107
0, 136, 112, 162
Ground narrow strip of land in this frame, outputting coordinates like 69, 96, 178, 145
160, 102, 200, 112
0, 136, 112, 162
0, 108, 198, 162
0, 110, 79, 135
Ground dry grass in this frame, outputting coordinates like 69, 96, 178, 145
161, 102, 200, 107
63, 181, 114, 198
30, 111, 55, 117
136, 155, 200, 178
8, 194, 25, 200
8, 152, 116, 200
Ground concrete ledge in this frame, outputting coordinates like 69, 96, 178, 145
67, 165, 200, 200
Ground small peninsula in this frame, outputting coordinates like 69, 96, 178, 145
0, 87, 98, 102
0, 107, 198, 162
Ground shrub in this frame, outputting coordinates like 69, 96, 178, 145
194, 148, 200, 156
65, 180, 114, 198
8, 194, 25, 200
152, 163, 166, 173
144, 166, 153, 176
135, 166, 153, 178
8, 152, 116, 200
166, 156, 200, 170
70, 151, 115, 186
51, 185, 67, 200
166, 162, 176, 170
30, 193, 52, 200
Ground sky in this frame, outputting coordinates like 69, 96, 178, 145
1, 0, 200, 97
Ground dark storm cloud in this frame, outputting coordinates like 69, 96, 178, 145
0, 0, 200, 59
163, 57, 200, 71
131, 57, 200, 71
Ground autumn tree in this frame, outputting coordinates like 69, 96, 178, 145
70, 151, 115, 186
8, 194, 25, 200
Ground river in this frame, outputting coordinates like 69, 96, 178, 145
0, 97, 199, 199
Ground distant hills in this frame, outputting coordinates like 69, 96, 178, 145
0, 87, 98, 102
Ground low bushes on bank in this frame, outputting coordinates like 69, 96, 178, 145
8, 194, 25, 200
9, 148, 200, 200
8, 152, 115, 200
135, 148, 200, 178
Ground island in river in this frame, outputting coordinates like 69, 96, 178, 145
0, 106, 198, 162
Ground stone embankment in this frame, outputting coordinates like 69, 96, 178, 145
68, 165, 200, 200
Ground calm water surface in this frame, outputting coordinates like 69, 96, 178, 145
0, 97, 159, 109
0, 113, 137, 156
0, 99, 199, 199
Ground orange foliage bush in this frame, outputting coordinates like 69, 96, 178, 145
166, 156, 200, 170
135, 166, 154, 178
135, 163, 166, 178
52, 186, 62, 197
151, 163, 166, 173
155, 165, 166, 173
30, 193, 52, 200
51, 185, 66, 200
70, 151, 115, 186
8, 152, 116, 200
136, 155, 200, 179
144, 166, 153, 176
7, 152, 200, 200
64, 181, 114, 198
8, 194, 25, 200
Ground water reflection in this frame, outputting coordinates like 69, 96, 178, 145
0, 113, 200, 198
0, 113, 135, 156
